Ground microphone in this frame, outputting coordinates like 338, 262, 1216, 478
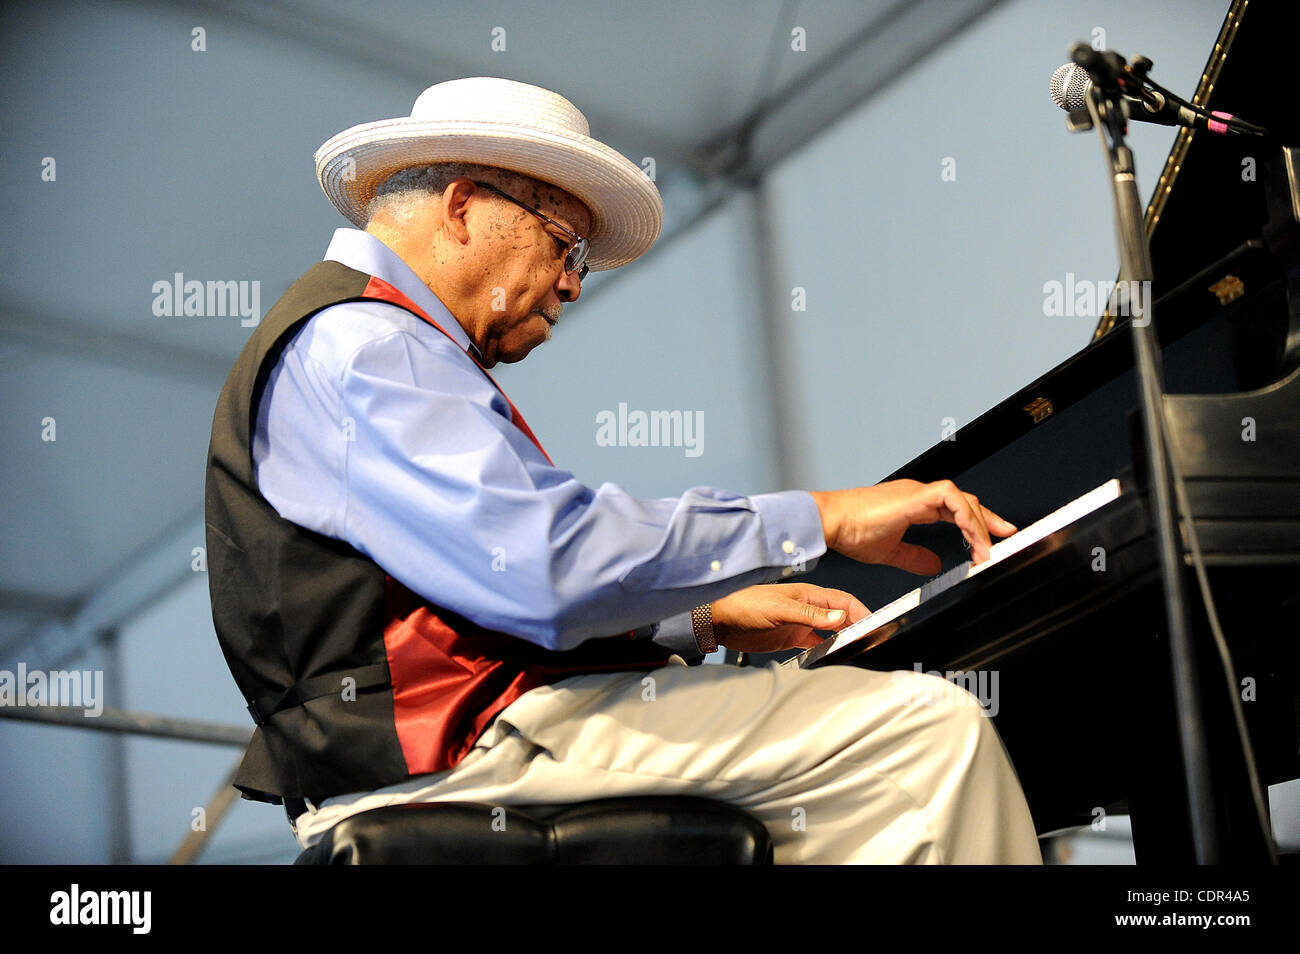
1049, 62, 1247, 135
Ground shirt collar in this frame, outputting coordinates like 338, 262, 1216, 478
322, 228, 482, 362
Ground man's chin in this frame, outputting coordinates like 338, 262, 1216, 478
496, 341, 543, 365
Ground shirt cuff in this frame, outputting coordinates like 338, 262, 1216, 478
651, 611, 707, 665
749, 490, 827, 580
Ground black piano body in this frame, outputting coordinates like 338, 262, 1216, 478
792, 0, 1300, 862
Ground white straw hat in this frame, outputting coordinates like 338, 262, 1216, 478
315, 77, 663, 271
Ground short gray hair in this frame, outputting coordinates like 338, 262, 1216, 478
366, 162, 529, 224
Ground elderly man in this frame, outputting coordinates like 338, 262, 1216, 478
205, 77, 1041, 863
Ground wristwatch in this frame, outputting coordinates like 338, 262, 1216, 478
690, 603, 718, 654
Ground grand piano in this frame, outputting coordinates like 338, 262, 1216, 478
782, 0, 1300, 863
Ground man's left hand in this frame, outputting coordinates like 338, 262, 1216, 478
709, 583, 870, 654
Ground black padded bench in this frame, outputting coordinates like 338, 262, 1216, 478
293, 796, 774, 865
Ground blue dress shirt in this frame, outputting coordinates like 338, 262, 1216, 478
252, 229, 826, 662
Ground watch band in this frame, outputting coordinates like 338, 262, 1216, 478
690, 603, 718, 654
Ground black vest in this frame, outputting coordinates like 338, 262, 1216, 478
205, 260, 673, 803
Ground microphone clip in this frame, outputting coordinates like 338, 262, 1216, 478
1070, 43, 1130, 92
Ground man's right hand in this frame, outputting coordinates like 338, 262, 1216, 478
807, 479, 1017, 575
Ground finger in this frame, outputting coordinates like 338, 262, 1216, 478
766, 622, 825, 650
936, 483, 991, 563
834, 592, 872, 625
761, 592, 842, 631
886, 541, 942, 576
981, 505, 1018, 537
783, 584, 872, 625
791, 629, 823, 649
843, 594, 872, 624
964, 492, 989, 544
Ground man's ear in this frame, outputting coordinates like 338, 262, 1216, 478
441, 177, 476, 246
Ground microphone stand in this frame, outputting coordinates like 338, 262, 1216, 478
1072, 55, 1221, 863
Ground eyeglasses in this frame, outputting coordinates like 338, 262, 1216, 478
472, 181, 590, 281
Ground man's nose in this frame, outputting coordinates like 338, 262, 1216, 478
556, 266, 581, 303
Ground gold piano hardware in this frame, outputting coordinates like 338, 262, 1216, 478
1208, 274, 1245, 305
1023, 398, 1054, 423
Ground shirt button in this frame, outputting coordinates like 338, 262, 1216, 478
781, 539, 795, 554
710, 559, 722, 572
781, 566, 794, 577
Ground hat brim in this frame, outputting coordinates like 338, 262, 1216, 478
315, 118, 663, 271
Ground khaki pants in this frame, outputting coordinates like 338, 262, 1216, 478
292, 660, 1043, 864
